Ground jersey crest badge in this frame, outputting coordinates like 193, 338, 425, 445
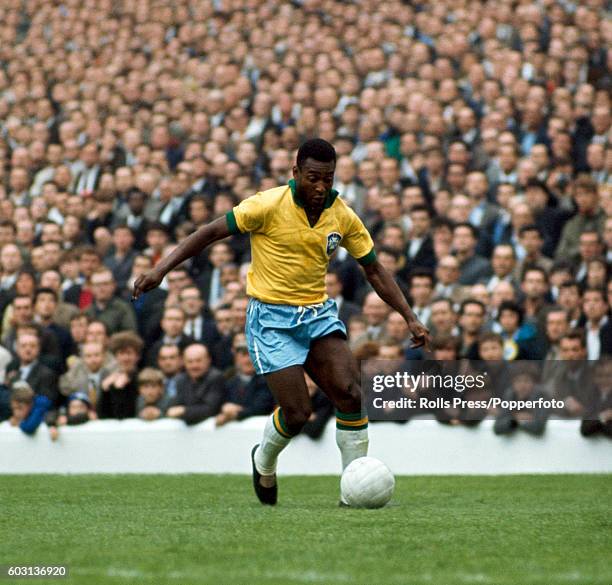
326, 232, 342, 255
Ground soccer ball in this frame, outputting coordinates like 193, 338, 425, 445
340, 457, 395, 509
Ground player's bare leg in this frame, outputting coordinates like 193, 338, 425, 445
305, 333, 369, 473
252, 365, 312, 505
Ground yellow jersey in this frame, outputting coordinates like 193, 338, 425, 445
226, 180, 375, 305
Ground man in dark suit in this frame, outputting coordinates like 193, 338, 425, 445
144, 306, 195, 366
403, 205, 436, 270
6, 330, 59, 405
325, 270, 361, 327
73, 143, 102, 195
215, 336, 275, 426
167, 344, 225, 425
453, 223, 492, 286
179, 285, 219, 347
104, 225, 138, 293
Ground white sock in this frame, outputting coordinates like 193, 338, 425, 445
336, 428, 369, 470
254, 409, 292, 476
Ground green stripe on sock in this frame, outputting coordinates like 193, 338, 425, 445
277, 408, 292, 437
336, 410, 365, 422
336, 421, 369, 431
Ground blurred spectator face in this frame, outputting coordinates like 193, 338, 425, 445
579, 232, 602, 261
86, 322, 108, 347
214, 308, 233, 337
1, 243, 22, 274
82, 342, 105, 373
430, 300, 456, 335
34, 292, 56, 321
231, 297, 248, 332
459, 302, 485, 335
0, 224, 16, 247
70, 316, 89, 345
378, 343, 403, 360
68, 399, 89, 418
233, 340, 255, 376
209, 242, 233, 268
512, 373, 535, 399
410, 276, 433, 306
146, 229, 169, 252
452, 225, 477, 255
157, 345, 183, 377
491, 281, 515, 308
448, 195, 472, 223
379, 195, 402, 220
519, 228, 543, 256
113, 227, 134, 252
180, 287, 203, 318
183, 344, 211, 379
402, 187, 426, 212
574, 186, 598, 215
385, 311, 409, 342
558, 285, 581, 313
446, 164, 466, 191
162, 307, 186, 338
363, 292, 389, 326
545, 310, 569, 343
479, 339, 503, 361
465, 172, 488, 201
522, 269, 548, 299
41, 222, 62, 244
91, 270, 116, 303
189, 198, 209, 224
560, 336, 586, 360
499, 309, 519, 335
325, 272, 342, 299
586, 259, 607, 288
16, 333, 40, 364
13, 296, 34, 324
140, 382, 163, 405
115, 346, 140, 373
40, 270, 61, 292
583, 290, 608, 322
410, 209, 431, 238
380, 225, 405, 252
10, 396, 31, 422
435, 255, 460, 285
80, 252, 101, 279
491, 245, 515, 277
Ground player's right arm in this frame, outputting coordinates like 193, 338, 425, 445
132, 216, 231, 298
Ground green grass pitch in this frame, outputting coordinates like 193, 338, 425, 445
1, 474, 610, 585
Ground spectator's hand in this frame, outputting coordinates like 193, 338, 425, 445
139, 406, 161, 421
57, 415, 68, 426
9, 415, 18, 426
215, 413, 228, 426
133, 270, 164, 300
113, 372, 130, 389
102, 372, 119, 391
49, 426, 59, 441
221, 403, 243, 419
565, 396, 584, 416
599, 408, 612, 423
167, 405, 186, 418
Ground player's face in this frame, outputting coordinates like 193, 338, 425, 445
293, 158, 335, 210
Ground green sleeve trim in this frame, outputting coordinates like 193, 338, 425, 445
357, 248, 377, 266
225, 210, 240, 234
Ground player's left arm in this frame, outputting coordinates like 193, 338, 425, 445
362, 259, 430, 349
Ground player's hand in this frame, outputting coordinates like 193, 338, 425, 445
132, 270, 163, 300
407, 317, 430, 350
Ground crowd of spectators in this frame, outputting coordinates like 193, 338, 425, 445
0, 0, 611, 440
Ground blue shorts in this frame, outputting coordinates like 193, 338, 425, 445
245, 297, 347, 374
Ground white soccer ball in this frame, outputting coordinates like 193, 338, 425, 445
340, 457, 395, 509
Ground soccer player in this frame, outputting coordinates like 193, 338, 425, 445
133, 139, 429, 505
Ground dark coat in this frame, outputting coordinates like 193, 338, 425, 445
172, 368, 225, 425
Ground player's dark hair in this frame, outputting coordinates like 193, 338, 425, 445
296, 139, 336, 168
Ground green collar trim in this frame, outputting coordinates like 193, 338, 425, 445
288, 178, 339, 209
